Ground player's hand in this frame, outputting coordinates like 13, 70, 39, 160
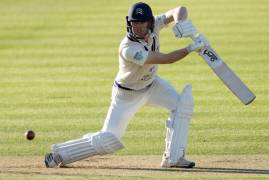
186, 40, 206, 53
172, 20, 197, 38
193, 34, 210, 47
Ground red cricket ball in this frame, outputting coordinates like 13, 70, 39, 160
25, 130, 35, 140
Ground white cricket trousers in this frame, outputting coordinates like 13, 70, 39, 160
102, 76, 180, 139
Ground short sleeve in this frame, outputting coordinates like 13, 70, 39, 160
154, 14, 167, 32
121, 46, 149, 66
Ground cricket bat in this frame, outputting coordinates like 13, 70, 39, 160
198, 46, 256, 105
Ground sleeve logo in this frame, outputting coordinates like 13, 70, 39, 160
134, 51, 144, 61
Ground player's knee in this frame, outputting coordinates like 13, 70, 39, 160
91, 131, 124, 155
101, 127, 122, 140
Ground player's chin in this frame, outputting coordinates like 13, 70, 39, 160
135, 33, 148, 39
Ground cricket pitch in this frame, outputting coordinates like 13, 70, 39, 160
1, 155, 269, 179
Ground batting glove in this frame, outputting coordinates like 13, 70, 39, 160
186, 40, 206, 53
172, 20, 197, 38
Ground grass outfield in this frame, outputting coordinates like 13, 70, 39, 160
0, 0, 268, 179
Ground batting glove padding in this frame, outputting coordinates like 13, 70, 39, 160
172, 20, 197, 38
186, 34, 210, 53
186, 41, 205, 53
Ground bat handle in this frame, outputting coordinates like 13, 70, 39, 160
190, 33, 209, 54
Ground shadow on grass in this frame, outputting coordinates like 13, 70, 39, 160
3, 166, 268, 177
70, 165, 269, 175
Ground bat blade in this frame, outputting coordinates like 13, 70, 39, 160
199, 46, 256, 105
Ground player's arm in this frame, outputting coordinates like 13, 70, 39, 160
145, 48, 189, 64
122, 39, 207, 65
162, 6, 197, 39
163, 6, 188, 25
145, 40, 206, 65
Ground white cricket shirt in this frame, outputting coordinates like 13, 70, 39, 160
115, 15, 167, 90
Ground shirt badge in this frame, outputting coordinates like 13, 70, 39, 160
134, 51, 144, 61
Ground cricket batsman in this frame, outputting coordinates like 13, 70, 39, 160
45, 2, 209, 168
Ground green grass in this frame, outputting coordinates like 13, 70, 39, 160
0, 0, 269, 179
